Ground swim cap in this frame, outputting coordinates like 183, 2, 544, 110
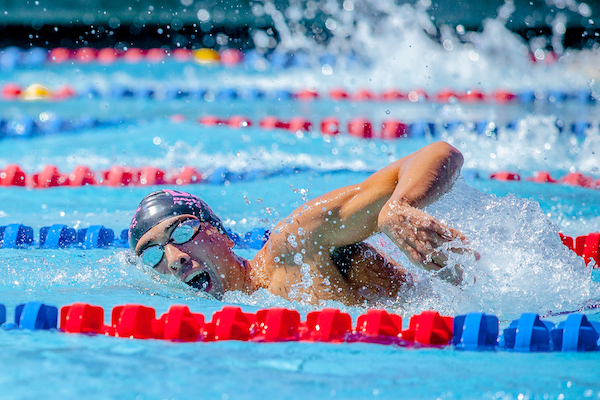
129, 189, 227, 251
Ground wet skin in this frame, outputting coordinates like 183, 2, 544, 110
135, 141, 470, 305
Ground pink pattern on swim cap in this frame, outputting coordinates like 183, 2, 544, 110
130, 205, 142, 229
163, 189, 205, 209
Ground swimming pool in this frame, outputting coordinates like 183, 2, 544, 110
2, 4, 600, 399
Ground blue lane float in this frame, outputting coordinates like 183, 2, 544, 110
7, 302, 58, 330
78, 226, 115, 249
0, 224, 270, 250
0, 224, 34, 248
453, 313, 499, 351
551, 314, 600, 352
40, 224, 77, 249
502, 313, 555, 352
0, 114, 126, 140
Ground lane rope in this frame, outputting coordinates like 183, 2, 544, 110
0, 222, 598, 268
3, 81, 596, 105
1, 301, 599, 352
0, 113, 595, 141
0, 45, 565, 71
1, 163, 598, 190
0, 223, 268, 250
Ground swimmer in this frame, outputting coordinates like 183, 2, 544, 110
129, 142, 470, 305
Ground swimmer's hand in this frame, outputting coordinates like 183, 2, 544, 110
379, 203, 475, 273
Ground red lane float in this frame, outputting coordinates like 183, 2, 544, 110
198, 115, 230, 126
492, 90, 516, 103
437, 89, 461, 102
353, 89, 376, 101
198, 115, 252, 129
220, 49, 244, 66
499, 170, 600, 189
288, 117, 312, 132
381, 90, 407, 101
146, 48, 167, 63
258, 117, 311, 132
173, 167, 203, 185
380, 120, 408, 139
559, 172, 597, 188
59, 303, 454, 346
303, 309, 352, 342
0, 165, 26, 186
401, 311, 453, 345
356, 309, 402, 341
48, 48, 71, 63
329, 88, 350, 100
2, 83, 22, 99
97, 48, 119, 63
527, 171, 558, 183
172, 49, 192, 62
462, 90, 486, 102
53, 85, 77, 99
490, 171, 521, 181
295, 89, 319, 101
74, 47, 97, 63
561, 233, 600, 266
0, 165, 206, 188
228, 115, 252, 128
30, 165, 67, 187
320, 117, 340, 135
69, 166, 96, 186
348, 118, 372, 138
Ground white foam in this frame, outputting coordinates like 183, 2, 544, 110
381, 179, 600, 320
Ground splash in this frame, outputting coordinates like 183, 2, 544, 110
247, 0, 599, 92
210, 179, 599, 320
374, 178, 600, 320
445, 114, 600, 174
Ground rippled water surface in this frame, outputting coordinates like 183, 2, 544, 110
2, 0, 600, 398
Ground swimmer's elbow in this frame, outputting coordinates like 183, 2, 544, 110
426, 141, 464, 170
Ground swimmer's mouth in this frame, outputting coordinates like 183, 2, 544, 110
185, 270, 212, 293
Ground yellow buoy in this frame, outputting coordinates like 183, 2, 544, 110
193, 48, 220, 65
21, 83, 52, 100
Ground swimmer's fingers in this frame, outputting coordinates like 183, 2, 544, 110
399, 238, 445, 271
430, 222, 467, 244
428, 223, 480, 260
406, 228, 476, 271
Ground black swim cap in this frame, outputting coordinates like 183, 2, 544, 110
129, 189, 227, 251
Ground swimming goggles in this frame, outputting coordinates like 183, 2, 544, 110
139, 218, 201, 269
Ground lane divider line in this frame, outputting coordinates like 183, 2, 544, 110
0, 223, 268, 250
2, 301, 599, 352
3, 82, 596, 105
0, 222, 598, 268
2, 164, 599, 190
0, 113, 594, 140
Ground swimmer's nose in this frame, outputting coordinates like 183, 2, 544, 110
164, 244, 191, 274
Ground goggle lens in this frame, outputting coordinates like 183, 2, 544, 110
140, 219, 201, 268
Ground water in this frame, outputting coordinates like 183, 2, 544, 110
2, 0, 600, 398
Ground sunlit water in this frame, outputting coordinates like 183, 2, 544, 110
1, 0, 600, 398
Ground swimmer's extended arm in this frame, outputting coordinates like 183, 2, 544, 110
270, 141, 465, 271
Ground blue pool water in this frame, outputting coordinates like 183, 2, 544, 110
2, 3, 600, 398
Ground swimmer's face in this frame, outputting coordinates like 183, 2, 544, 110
134, 214, 241, 299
